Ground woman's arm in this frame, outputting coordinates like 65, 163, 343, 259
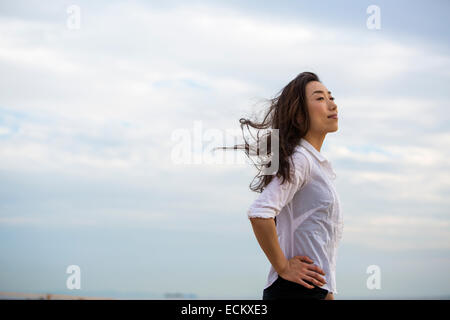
249, 217, 288, 274
246, 152, 326, 288
249, 216, 327, 288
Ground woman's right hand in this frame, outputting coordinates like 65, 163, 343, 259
278, 255, 327, 289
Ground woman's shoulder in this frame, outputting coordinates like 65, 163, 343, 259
292, 144, 313, 164
291, 145, 314, 177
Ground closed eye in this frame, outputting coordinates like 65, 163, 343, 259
317, 97, 335, 101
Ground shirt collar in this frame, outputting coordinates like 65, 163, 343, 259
299, 138, 337, 180
299, 138, 328, 163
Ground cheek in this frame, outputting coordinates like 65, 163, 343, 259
308, 101, 320, 114
309, 102, 327, 120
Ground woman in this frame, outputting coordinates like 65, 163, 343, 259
237, 72, 343, 300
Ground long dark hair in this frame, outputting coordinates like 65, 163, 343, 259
214, 71, 320, 193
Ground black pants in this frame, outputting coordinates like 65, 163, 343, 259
262, 275, 329, 300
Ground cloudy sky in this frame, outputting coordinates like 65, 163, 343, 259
0, 0, 449, 299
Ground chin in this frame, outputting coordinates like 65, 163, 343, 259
328, 126, 338, 133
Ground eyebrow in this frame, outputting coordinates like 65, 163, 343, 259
312, 90, 332, 96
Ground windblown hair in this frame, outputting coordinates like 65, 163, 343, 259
215, 71, 320, 193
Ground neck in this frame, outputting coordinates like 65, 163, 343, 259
303, 133, 326, 153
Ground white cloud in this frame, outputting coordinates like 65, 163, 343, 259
0, 1, 449, 254
342, 214, 450, 251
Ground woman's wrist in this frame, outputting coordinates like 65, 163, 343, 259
274, 258, 289, 275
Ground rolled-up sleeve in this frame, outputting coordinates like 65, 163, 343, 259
247, 151, 311, 219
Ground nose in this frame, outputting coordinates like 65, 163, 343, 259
329, 100, 337, 111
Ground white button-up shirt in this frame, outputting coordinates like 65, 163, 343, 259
247, 138, 344, 294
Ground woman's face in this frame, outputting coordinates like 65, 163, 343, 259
305, 81, 338, 134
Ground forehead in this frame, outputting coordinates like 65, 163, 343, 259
305, 81, 329, 94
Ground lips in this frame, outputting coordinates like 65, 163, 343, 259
328, 114, 338, 119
